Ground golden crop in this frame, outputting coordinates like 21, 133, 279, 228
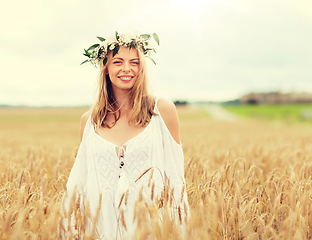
0, 106, 312, 239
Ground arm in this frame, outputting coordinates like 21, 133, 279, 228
157, 98, 181, 144
157, 98, 188, 211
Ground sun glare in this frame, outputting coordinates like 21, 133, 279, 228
170, 0, 206, 23
172, 0, 204, 12
171, 0, 225, 22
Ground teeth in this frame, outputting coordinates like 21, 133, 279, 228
120, 77, 131, 80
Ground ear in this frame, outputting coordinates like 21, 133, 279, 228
104, 67, 108, 75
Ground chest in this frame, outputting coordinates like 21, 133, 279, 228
96, 117, 148, 147
90, 118, 155, 186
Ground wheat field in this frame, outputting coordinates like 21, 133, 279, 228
0, 106, 312, 239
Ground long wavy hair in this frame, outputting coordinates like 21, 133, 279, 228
91, 47, 156, 129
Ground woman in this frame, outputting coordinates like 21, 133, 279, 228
59, 32, 188, 239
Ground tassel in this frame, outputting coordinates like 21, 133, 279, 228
115, 172, 129, 207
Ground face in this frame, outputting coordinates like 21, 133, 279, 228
105, 46, 140, 93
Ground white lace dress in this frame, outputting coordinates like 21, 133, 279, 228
61, 100, 188, 239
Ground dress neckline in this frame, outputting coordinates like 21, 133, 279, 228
91, 114, 154, 148
89, 98, 158, 148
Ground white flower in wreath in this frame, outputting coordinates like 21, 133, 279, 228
98, 47, 106, 59
106, 36, 116, 46
100, 41, 109, 52
109, 43, 116, 51
145, 38, 157, 49
119, 33, 133, 44
145, 50, 152, 57
90, 58, 97, 66
94, 45, 100, 55
137, 36, 144, 44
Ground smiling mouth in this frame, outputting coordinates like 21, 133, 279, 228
118, 76, 133, 81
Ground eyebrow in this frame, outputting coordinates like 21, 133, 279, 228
112, 57, 140, 61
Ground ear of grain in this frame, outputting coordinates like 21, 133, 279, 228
1, 106, 312, 239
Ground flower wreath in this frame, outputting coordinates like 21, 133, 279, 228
81, 31, 159, 67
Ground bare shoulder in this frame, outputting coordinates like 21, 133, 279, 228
157, 98, 181, 144
80, 110, 92, 142
157, 98, 177, 117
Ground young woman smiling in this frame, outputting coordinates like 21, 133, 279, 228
59, 32, 188, 239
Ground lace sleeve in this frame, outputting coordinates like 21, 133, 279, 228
59, 119, 89, 237
155, 107, 189, 213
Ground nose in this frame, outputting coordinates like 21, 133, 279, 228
122, 62, 130, 72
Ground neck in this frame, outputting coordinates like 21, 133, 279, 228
113, 89, 132, 113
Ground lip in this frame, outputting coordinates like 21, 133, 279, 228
118, 75, 133, 82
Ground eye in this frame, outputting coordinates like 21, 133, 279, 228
131, 61, 139, 65
113, 61, 122, 65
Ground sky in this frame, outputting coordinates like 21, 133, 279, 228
1, 0, 312, 106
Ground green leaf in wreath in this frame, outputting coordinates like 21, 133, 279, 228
103, 57, 108, 66
146, 56, 156, 65
107, 44, 112, 52
115, 31, 119, 41
113, 45, 120, 57
140, 34, 150, 39
97, 36, 105, 42
80, 59, 89, 65
152, 33, 159, 45
142, 46, 148, 54
97, 48, 104, 58
87, 44, 100, 51
83, 49, 91, 57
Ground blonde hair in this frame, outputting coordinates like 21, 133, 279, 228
91, 48, 156, 129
